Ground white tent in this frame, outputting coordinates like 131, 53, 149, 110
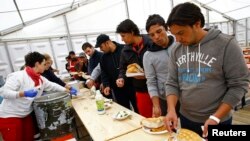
0, 0, 250, 77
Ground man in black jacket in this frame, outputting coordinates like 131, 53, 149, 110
116, 19, 153, 117
96, 34, 138, 112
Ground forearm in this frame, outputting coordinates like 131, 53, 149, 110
152, 96, 160, 107
19, 91, 24, 97
166, 94, 178, 113
212, 103, 232, 120
90, 63, 101, 80
1, 88, 21, 99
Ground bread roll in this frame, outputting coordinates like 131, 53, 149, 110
126, 63, 144, 73
141, 117, 165, 129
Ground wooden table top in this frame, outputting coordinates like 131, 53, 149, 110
72, 88, 144, 141
109, 128, 171, 141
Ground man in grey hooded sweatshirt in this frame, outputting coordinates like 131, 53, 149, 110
164, 2, 249, 138
143, 14, 177, 117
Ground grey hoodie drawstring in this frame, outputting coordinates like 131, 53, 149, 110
186, 44, 201, 77
187, 46, 190, 73
197, 43, 201, 77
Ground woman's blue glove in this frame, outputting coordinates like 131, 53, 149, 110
70, 87, 78, 96
24, 89, 38, 97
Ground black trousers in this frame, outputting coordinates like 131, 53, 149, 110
112, 86, 138, 113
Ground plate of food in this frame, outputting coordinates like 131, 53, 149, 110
126, 63, 144, 77
112, 111, 131, 120
141, 116, 168, 135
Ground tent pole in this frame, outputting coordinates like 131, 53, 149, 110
124, 0, 130, 19
63, 15, 73, 51
206, 9, 210, 28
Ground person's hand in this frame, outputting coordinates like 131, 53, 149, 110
78, 72, 83, 76
65, 84, 71, 90
202, 116, 219, 138
116, 78, 124, 88
70, 87, 78, 96
100, 83, 104, 93
103, 87, 111, 96
152, 105, 162, 118
86, 79, 95, 88
24, 89, 38, 98
164, 110, 178, 133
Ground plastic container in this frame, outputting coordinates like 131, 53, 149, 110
33, 92, 74, 140
95, 90, 105, 115
67, 81, 80, 92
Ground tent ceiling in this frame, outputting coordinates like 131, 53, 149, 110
0, 0, 250, 36
193, 0, 250, 20
1, 0, 76, 30
0, 0, 95, 35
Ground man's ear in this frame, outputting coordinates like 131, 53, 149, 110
34, 62, 39, 67
194, 20, 201, 28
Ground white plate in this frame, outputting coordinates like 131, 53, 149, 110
112, 111, 131, 120
142, 126, 168, 135
126, 73, 144, 77
70, 72, 78, 75
104, 103, 111, 110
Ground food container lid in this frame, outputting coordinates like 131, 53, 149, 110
34, 92, 68, 103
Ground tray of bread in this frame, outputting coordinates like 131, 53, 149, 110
167, 128, 205, 141
126, 63, 144, 77
141, 116, 168, 135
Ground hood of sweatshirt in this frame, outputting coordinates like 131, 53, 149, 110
148, 35, 175, 52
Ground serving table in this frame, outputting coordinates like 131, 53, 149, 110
72, 88, 144, 141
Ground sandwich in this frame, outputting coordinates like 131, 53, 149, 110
126, 63, 144, 73
141, 116, 166, 132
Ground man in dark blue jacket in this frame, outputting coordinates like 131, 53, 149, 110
82, 42, 103, 91
95, 34, 138, 112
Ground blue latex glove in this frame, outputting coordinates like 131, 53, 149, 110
70, 87, 77, 96
24, 89, 38, 97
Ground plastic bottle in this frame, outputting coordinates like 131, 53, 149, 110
95, 90, 105, 115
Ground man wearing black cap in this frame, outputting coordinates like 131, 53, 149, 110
96, 34, 138, 112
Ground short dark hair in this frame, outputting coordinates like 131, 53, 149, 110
116, 19, 140, 36
25, 52, 45, 67
166, 2, 205, 28
146, 14, 166, 32
66, 55, 71, 60
82, 42, 93, 50
69, 51, 75, 55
